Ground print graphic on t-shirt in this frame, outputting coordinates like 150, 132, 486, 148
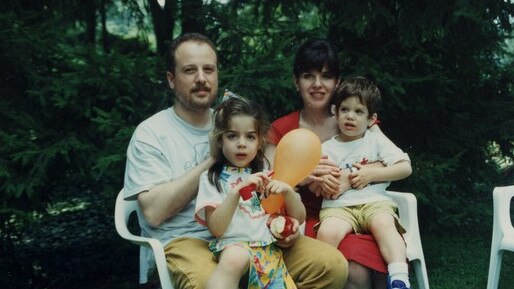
184, 141, 210, 171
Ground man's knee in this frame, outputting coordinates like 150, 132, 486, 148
284, 236, 348, 289
165, 237, 216, 289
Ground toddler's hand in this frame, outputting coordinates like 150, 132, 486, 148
349, 163, 374, 189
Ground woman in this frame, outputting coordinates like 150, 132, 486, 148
267, 38, 388, 289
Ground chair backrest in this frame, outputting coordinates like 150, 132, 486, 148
493, 185, 514, 241
487, 185, 514, 289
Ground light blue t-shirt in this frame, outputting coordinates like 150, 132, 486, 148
124, 107, 214, 246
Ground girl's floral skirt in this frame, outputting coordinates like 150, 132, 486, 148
210, 241, 296, 289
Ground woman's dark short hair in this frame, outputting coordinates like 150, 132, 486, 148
293, 39, 340, 79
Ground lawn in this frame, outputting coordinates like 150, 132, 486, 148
103, 233, 514, 289
4, 199, 514, 289
414, 233, 514, 289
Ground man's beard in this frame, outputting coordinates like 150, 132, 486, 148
175, 91, 214, 113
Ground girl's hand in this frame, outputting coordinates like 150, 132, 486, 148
274, 217, 301, 248
263, 179, 293, 198
241, 171, 273, 193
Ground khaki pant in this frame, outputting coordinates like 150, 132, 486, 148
165, 236, 348, 289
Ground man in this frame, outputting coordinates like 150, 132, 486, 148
124, 33, 348, 289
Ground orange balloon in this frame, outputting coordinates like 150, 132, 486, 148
262, 128, 322, 214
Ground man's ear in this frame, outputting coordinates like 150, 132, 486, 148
166, 71, 175, 90
368, 113, 378, 126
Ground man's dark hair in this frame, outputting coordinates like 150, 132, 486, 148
167, 33, 218, 73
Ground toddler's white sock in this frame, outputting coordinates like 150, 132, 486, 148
388, 262, 410, 288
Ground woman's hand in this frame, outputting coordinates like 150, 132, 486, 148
315, 168, 352, 199
299, 155, 340, 185
319, 174, 340, 199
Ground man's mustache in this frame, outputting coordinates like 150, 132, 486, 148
191, 85, 210, 93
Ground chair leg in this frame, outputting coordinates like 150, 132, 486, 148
487, 248, 503, 289
411, 259, 430, 289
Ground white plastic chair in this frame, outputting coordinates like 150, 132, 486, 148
487, 185, 514, 289
114, 190, 174, 289
139, 242, 156, 284
298, 190, 430, 288
386, 190, 430, 289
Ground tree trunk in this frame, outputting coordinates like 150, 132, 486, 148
181, 0, 205, 35
83, 0, 97, 44
148, 0, 176, 56
100, 0, 109, 53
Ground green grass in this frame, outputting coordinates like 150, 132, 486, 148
5, 223, 514, 289
415, 233, 514, 289
104, 233, 514, 289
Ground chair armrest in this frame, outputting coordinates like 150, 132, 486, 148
114, 191, 174, 289
386, 190, 422, 261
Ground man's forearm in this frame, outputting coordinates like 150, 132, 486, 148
138, 157, 213, 227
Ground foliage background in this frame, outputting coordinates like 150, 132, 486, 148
1, 0, 513, 288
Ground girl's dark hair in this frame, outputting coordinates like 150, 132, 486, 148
332, 76, 382, 116
208, 96, 270, 191
293, 38, 340, 79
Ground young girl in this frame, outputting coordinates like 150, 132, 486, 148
194, 94, 305, 289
